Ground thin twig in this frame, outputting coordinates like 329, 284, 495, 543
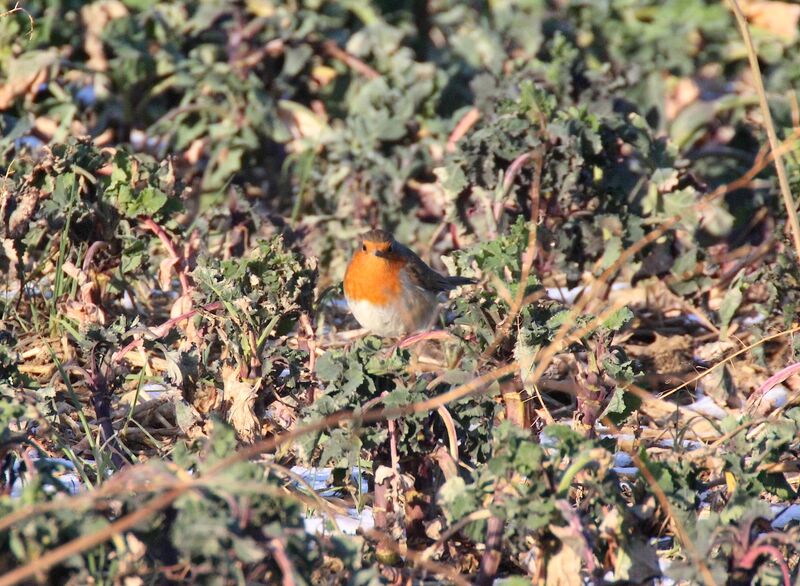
383, 390, 401, 524
475, 513, 504, 586
263, 462, 345, 535
321, 40, 380, 79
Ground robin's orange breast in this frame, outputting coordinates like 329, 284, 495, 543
343, 250, 405, 305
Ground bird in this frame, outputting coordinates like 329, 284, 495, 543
343, 229, 475, 337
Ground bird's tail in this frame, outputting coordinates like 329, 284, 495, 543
446, 275, 477, 288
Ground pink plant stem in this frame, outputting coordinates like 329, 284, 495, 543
398, 329, 452, 348
754, 361, 800, 398
447, 107, 481, 153
502, 152, 535, 194
269, 538, 297, 586
82, 241, 109, 272
738, 544, 791, 586
141, 216, 191, 295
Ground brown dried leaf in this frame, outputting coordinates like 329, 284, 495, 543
544, 540, 582, 586
33, 116, 60, 139
60, 261, 84, 282
741, 0, 800, 41
1, 238, 19, 280
7, 187, 43, 238
63, 300, 107, 326
277, 100, 330, 152
626, 333, 694, 374
665, 77, 701, 121
170, 293, 193, 320
0, 50, 56, 109
223, 364, 260, 442
637, 393, 720, 441
159, 257, 180, 291
184, 138, 207, 165
79, 281, 99, 305
694, 339, 737, 364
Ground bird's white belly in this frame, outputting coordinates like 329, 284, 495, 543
346, 281, 439, 337
347, 298, 408, 336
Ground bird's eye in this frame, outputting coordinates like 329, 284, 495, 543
362, 244, 367, 252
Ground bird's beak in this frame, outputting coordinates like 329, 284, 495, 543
374, 250, 387, 258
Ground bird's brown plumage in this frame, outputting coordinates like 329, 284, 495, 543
343, 229, 475, 336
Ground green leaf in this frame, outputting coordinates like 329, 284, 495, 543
315, 351, 344, 383
139, 186, 168, 214
757, 472, 796, 501
602, 306, 633, 331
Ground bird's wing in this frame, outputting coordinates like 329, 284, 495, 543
395, 243, 475, 293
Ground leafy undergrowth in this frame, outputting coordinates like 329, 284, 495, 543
2, 1, 800, 584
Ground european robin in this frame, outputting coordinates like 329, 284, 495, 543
343, 229, 474, 336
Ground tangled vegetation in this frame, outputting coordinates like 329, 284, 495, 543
2, 0, 800, 584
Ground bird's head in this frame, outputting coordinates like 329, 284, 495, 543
359, 229, 398, 259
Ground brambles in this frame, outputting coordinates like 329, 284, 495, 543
2, 1, 800, 584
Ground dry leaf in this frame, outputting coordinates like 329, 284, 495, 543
80, 281, 99, 306
159, 257, 180, 291
63, 299, 107, 325
637, 392, 720, 441
277, 100, 330, 152
311, 65, 337, 87
694, 339, 737, 364
223, 364, 260, 442
60, 261, 83, 281
170, 293, 193, 320
34, 116, 59, 138
741, 0, 800, 41
0, 50, 57, 109
246, 0, 275, 17
665, 77, 700, 120
184, 138, 207, 165
7, 187, 43, 239
626, 333, 694, 374
544, 542, 582, 586
1, 238, 19, 281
